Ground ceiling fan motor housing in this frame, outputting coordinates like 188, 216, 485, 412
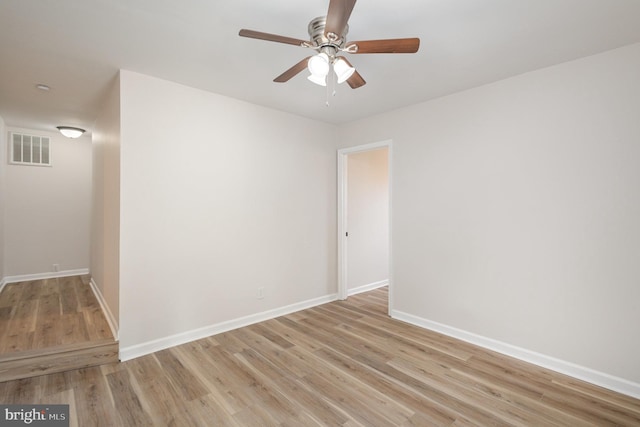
308, 16, 348, 51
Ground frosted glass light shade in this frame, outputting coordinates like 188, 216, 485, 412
307, 74, 327, 86
308, 53, 330, 77
56, 126, 85, 138
333, 58, 355, 84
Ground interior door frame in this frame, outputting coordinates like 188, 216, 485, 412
337, 140, 393, 314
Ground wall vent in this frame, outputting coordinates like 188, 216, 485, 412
10, 132, 51, 166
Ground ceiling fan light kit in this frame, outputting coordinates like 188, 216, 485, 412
308, 52, 330, 77
333, 57, 355, 84
306, 51, 355, 87
308, 73, 327, 87
239, 0, 420, 96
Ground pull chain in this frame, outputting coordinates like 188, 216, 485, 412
326, 77, 330, 107
325, 62, 337, 107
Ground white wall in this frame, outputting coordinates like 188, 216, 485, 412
338, 43, 640, 388
0, 115, 6, 283
118, 70, 338, 353
91, 75, 121, 330
347, 148, 389, 292
4, 126, 91, 277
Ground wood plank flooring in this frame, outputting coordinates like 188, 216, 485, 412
0, 276, 118, 381
0, 276, 114, 355
1, 287, 639, 426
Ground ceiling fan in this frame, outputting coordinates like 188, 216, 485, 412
239, 0, 420, 89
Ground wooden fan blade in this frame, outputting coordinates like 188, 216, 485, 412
274, 57, 311, 83
346, 38, 420, 54
340, 57, 366, 89
239, 29, 307, 47
346, 70, 366, 89
325, 0, 357, 38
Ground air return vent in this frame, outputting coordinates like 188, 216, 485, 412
10, 132, 51, 166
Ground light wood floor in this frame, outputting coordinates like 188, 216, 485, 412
0, 276, 114, 355
1, 287, 639, 426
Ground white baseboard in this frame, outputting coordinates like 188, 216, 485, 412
391, 310, 640, 400
89, 278, 119, 342
120, 293, 338, 362
348, 280, 388, 296
0, 278, 7, 294
1, 269, 90, 287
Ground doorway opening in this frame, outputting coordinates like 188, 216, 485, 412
337, 140, 392, 315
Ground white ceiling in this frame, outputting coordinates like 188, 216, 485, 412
1, 0, 640, 134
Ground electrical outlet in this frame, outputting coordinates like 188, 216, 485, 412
53, 264, 59, 272
258, 287, 265, 300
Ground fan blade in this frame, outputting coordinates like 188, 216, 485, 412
339, 57, 366, 89
239, 29, 307, 47
325, 0, 357, 39
346, 38, 420, 54
346, 70, 366, 89
274, 57, 311, 83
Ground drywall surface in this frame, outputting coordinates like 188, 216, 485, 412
346, 148, 389, 291
4, 126, 91, 276
118, 70, 338, 352
91, 75, 121, 329
338, 43, 640, 384
0, 115, 5, 281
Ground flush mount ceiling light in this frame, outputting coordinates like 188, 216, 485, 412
56, 126, 85, 139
